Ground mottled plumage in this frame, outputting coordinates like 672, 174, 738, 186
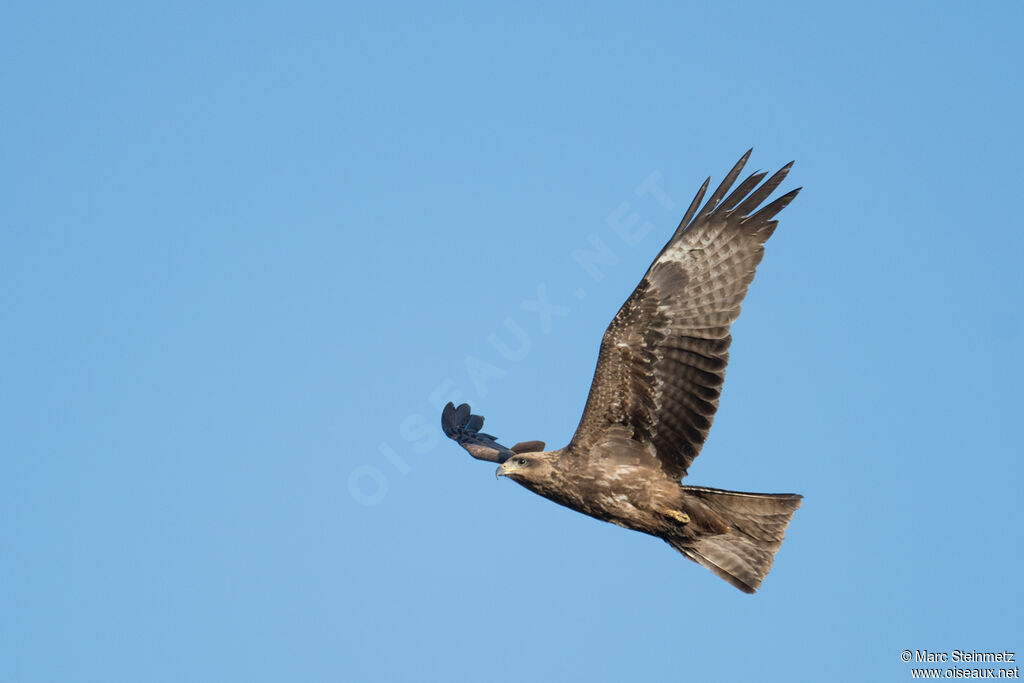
441, 151, 802, 593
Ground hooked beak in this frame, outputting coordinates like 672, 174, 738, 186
495, 462, 508, 479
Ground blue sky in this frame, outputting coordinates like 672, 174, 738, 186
2, 2, 1022, 681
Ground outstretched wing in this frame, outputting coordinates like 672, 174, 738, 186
441, 402, 545, 463
568, 150, 799, 480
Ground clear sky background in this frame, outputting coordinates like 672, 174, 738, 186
2, 2, 1022, 682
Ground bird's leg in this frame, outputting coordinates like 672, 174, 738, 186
662, 509, 691, 525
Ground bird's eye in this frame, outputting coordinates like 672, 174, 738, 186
517, 458, 527, 466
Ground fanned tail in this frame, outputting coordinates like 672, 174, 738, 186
669, 486, 802, 593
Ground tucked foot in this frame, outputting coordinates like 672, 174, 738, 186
664, 509, 691, 525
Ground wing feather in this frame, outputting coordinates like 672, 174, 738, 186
441, 402, 517, 463
734, 162, 793, 217
701, 149, 752, 215
720, 171, 768, 214
676, 177, 710, 234
568, 152, 799, 479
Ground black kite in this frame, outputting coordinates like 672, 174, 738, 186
442, 151, 802, 593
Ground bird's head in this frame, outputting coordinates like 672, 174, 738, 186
495, 453, 551, 483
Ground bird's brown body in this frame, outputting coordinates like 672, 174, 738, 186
441, 151, 803, 593
504, 448, 692, 536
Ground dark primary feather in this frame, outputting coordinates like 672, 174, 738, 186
569, 152, 800, 480
700, 148, 751, 215
441, 401, 517, 463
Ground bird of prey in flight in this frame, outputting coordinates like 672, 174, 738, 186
441, 150, 802, 593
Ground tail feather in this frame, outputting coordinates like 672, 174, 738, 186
670, 486, 802, 593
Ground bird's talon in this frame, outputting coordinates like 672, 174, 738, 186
666, 510, 690, 524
